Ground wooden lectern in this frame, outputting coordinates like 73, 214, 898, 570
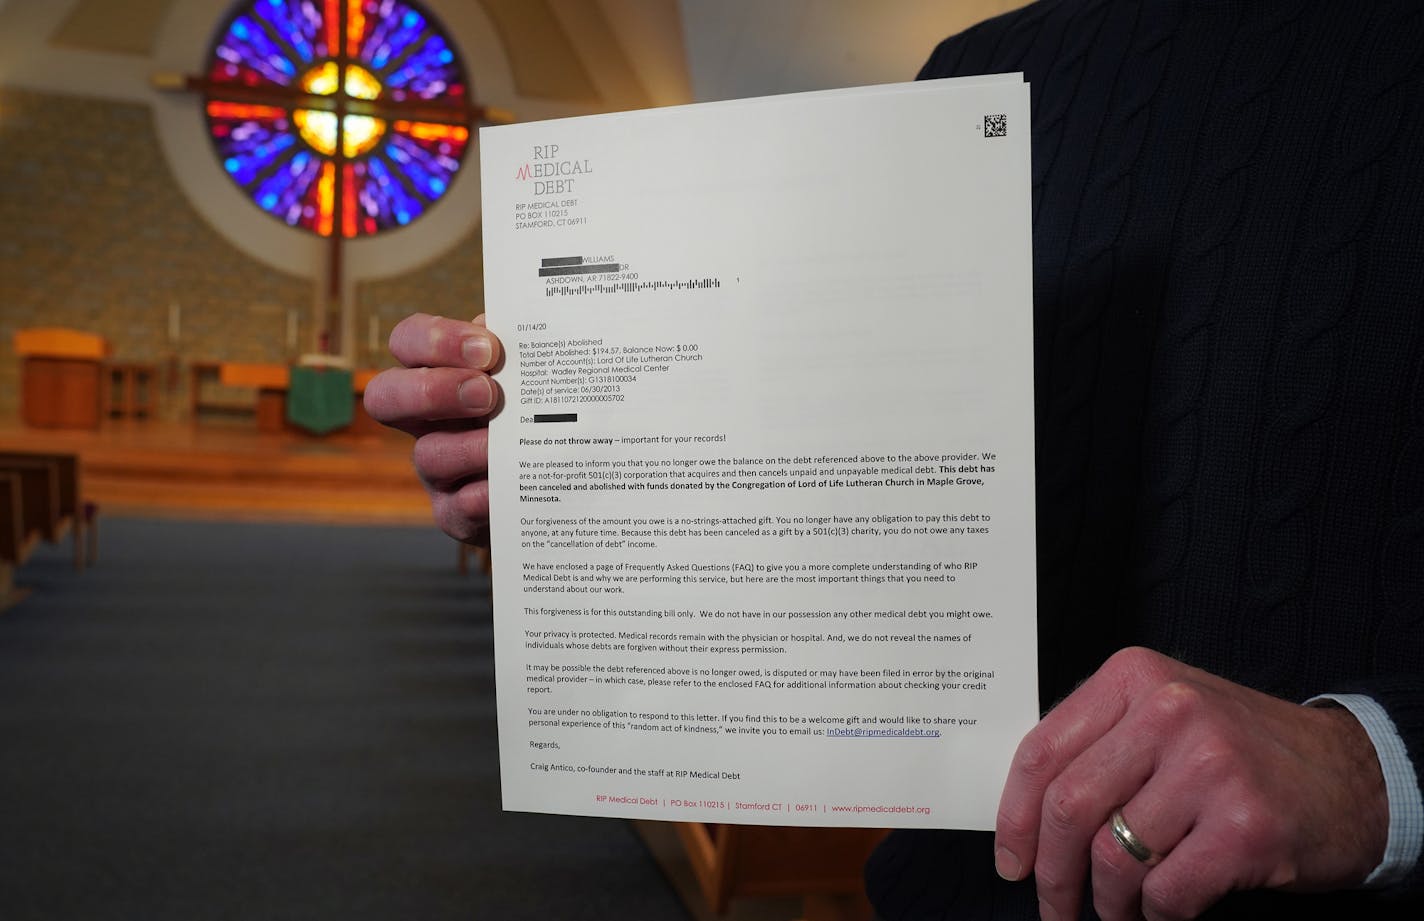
219, 362, 291, 432
13, 328, 109, 429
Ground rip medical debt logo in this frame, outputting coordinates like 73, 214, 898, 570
517, 144, 592, 195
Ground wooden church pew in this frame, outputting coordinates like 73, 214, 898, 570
31, 453, 86, 567
675, 822, 886, 920
0, 471, 35, 611
0, 471, 32, 564
0, 452, 87, 570
0, 461, 55, 548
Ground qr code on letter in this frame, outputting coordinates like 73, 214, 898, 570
984, 114, 1007, 137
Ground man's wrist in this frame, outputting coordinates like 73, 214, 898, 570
1308, 693, 1424, 887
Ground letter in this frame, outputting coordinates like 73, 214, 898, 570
484, 74, 1037, 831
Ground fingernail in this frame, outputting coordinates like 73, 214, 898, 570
1038, 900, 1059, 921
994, 846, 1023, 881
457, 376, 493, 411
462, 334, 492, 368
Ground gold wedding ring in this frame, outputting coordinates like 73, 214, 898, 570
1109, 807, 1164, 867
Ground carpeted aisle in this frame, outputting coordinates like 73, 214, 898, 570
0, 517, 691, 921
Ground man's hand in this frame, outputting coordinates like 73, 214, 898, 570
362, 313, 502, 542
994, 647, 1388, 921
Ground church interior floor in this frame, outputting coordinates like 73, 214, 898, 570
0, 416, 431, 526
0, 418, 803, 921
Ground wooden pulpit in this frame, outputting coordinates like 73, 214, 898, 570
14, 328, 109, 429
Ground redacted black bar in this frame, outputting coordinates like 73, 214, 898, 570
538, 263, 620, 277
532, 413, 578, 423
541, 256, 583, 268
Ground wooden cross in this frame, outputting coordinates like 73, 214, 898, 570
154, 0, 512, 349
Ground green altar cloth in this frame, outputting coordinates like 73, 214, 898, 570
286, 365, 353, 434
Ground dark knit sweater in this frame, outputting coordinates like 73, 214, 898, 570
865, 0, 1424, 917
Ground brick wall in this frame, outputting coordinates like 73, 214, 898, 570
356, 225, 485, 370
0, 87, 484, 420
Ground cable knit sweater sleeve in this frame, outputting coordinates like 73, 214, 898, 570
865, 1, 1424, 917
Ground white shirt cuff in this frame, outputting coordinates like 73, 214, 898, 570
1307, 693, 1424, 887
